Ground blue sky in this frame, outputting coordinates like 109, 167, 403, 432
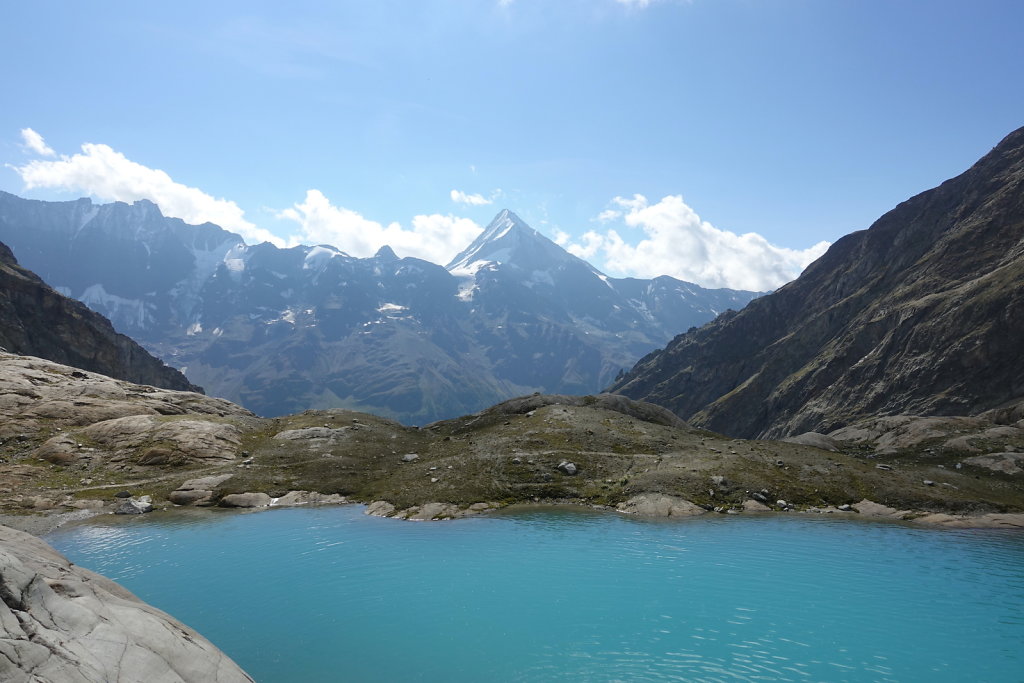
2, 0, 1022, 290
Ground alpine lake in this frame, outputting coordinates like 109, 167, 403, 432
46, 504, 1024, 682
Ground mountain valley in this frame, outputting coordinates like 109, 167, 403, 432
0, 199, 759, 423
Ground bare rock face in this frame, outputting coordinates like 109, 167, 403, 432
613, 127, 1024, 439
0, 354, 250, 439
963, 453, 1024, 475
81, 415, 243, 465
0, 524, 253, 682
0, 240, 201, 393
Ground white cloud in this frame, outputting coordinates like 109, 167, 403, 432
11, 138, 283, 246
20, 128, 55, 157
450, 189, 493, 206
568, 194, 829, 291
280, 189, 482, 264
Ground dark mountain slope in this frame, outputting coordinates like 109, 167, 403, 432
612, 126, 1024, 439
0, 241, 202, 392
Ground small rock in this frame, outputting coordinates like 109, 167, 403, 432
113, 491, 133, 499
711, 475, 728, 487
401, 453, 419, 463
923, 480, 935, 486
114, 498, 153, 515
430, 477, 439, 483
169, 489, 214, 506
838, 504, 852, 511
752, 492, 768, 503
556, 461, 578, 476
775, 460, 785, 467
776, 500, 787, 507
875, 464, 893, 471
218, 492, 272, 508
365, 501, 396, 517
511, 457, 522, 464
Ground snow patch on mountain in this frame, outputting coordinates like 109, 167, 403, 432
73, 205, 99, 237
304, 245, 343, 270
80, 283, 154, 330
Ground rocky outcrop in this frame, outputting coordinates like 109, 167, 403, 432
616, 494, 706, 517
612, 126, 1024, 439
365, 500, 494, 520
0, 240, 201, 393
0, 524, 252, 682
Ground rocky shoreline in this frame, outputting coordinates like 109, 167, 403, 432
2, 354, 1022, 537
5, 491, 1021, 542
0, 523, 254, 682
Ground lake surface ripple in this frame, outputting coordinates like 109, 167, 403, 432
47, 506, 1024, 682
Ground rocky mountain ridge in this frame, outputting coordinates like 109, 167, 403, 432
612, 126, 1024, 439
0, 197, 760, 423
0, 240, 201, 393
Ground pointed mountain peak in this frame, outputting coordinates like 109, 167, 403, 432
446, 209, 560, 275
480, 209, 537, 241
375, 245, 398, 261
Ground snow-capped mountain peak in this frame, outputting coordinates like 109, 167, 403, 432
446, 209, 581, 277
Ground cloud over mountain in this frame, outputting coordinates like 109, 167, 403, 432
10, 137, 283, 247
565, 194, 830, 290
280, 189, 482, 263
8, 131, 826, 289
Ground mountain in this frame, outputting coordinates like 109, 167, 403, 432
611, 126, 1024, 439
0, 239, 201, 392
0, 197, 760, 423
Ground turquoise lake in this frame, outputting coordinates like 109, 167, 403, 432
46, 506, 1024, 682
